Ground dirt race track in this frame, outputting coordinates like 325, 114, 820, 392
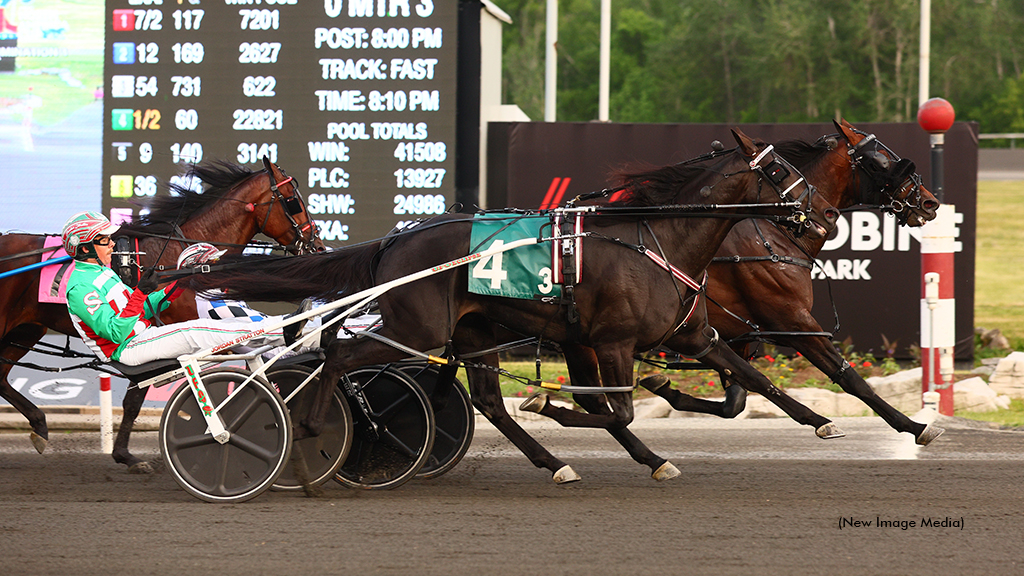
1, 416, 1023, 576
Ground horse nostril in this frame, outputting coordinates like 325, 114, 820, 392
825, 208, 840, 223
923, 199, 939, 211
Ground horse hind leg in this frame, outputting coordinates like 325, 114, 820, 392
559, 343, 678, 481
1, 325, 51, 453
469, 365, 580, 484
521, 345, 637, 430
112, 383, 158, 473
571, 392, 680, 481
638, 372, 747, 418
454, 317, 579, 484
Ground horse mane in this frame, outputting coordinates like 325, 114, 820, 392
608, 154, 731, 207
117, 161, 258, 237
773, 138, 830, 169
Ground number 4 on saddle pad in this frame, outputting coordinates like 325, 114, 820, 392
468, 214, 563, 300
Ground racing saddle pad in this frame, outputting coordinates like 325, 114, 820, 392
38, 235, 74, 304
467, 213, 563, 301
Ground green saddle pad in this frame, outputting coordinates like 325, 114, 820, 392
468, 214, 561, 300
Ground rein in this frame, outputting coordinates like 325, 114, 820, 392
0, 240, 62, 264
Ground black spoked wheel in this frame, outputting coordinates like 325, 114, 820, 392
335, 366, 434, 490
160, 367, 291, 503
398, 363, 475, 479
268, 365, 353, 492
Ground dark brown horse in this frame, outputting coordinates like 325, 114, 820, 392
0, 158, 323, 470
190, 129, 841, 483
462, 119, 943, 481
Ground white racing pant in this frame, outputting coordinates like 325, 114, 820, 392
116, 316, 286, 366
196, 293, 381, 340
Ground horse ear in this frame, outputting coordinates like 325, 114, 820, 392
835, 118, 862, 146
261, 156, 273, 172
731, 128, 757, 156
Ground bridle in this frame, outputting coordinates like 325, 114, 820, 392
832, 130, 928, 225
745, 143, 824, 237
254, 165, 323, 254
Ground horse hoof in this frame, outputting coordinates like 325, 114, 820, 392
815, 423, 846, 439
128, 461, 156, 475
552, 465, 581, 484
638, 374, 670, 393
519, 392, 548, 414
29, 432, 47, 454
916, 424, 945, 446
652, 461, 680, 482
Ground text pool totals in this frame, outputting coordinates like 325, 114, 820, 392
102, 0, 457, 246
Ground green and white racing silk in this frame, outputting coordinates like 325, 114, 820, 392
65, 261, 178, 362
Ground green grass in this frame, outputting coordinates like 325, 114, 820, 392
957, 398, 1024, 428
975, 180, 1024, 343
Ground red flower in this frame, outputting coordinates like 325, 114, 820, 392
765, 355, 775, 363
658, 351, 666, 358
862, 361, 872, 368
557, 375, 566, 383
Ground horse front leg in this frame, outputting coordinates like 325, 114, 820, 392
698, 339, 843, 438
0, 325, 50, 453
112, 383, 156, 473
560, 343, 679, 481
786, 334, 943, 445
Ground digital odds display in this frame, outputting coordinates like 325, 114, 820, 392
102, 0, 457, 246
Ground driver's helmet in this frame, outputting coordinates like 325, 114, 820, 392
61, 211, 120, 258
177, 242, 226, 269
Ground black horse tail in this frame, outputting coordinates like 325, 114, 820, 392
186, 241, 381, 303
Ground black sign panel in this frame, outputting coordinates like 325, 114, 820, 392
102, 0, 457, 246
487, 121, 978, 360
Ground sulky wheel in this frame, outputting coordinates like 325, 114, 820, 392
398, 363, 475, 479
159, 367, 291, 503
268, 364, 353, 492
335, 365, 434, 490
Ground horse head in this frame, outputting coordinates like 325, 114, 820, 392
731, 128, 839, 240
834, 119, 939, 227
251, 156, 326, 254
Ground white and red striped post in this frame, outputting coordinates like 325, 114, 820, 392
99, 374, 113, 453
917, 97, 956, 416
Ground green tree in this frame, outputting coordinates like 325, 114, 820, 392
496, 0, 1024, 129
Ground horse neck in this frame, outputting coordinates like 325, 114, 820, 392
178, 183, 262, 249
647, 176, 755, 275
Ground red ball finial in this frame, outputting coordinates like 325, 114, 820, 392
917, 98, 955, 133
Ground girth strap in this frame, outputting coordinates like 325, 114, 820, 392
711, 254, 814, 268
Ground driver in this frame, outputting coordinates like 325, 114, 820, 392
61, 210, 309, 366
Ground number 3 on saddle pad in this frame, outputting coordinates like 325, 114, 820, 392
468, 214, 562, 300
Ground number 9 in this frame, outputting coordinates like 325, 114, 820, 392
139, 142, 153, 164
